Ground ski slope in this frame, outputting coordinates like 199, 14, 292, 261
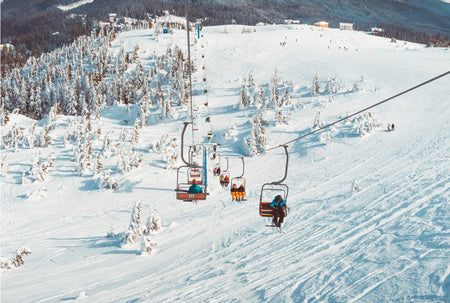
1, 22, 450, 302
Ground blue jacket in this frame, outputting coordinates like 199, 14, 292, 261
270, 197, 286, 208
188, 184, 203, 193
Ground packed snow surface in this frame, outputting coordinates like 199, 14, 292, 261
57, 0, 95, 11
1, 22, 450, 302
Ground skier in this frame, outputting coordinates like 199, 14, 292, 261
270, 195, 287, 228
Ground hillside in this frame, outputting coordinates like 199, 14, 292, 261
1, 22, 450, 302
1, 0, 449, 61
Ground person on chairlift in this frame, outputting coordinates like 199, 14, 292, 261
188, 179, 203, 193
238, 184, 245, 200
270, 195, 287, 228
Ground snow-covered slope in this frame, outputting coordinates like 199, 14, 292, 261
1, 23, 449, 302
57, 0, 95, 11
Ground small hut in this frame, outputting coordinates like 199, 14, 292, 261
340, 23, 353, 30
314, 21, 329, 28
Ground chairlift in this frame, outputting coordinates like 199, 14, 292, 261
230, 157, 246, 201
213, 154, 221, 176
175, 122, 208, 202
219, 157, 230, 187
176, 165, 207, 202
259, 145, 290, 217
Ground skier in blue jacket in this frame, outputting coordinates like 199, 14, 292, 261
270, 195, 287, 228
188, 179, 203, 193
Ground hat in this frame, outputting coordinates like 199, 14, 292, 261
192, 179, 197, 184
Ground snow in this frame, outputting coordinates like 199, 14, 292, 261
57, 0, 95, 11
1, 22, 450, 302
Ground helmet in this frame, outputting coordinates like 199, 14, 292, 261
276, 195, 282, 201
240, 184, 244, 187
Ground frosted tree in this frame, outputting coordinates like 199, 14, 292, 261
328, 91, 335, 103
243, 129, 258, 156
94, 153, 102, 176
240, 84, 250, 108
312, 75, 320, 95
1, 154, 9, 177
313, 111, 323, 129
280, 89, 292, 108
131, 151, 144, 168
145, 211, 162, 234
120, 127, 128, 142
132, 119, 140, 143
269, 70, 280, 108
254, 87, 265, 109
352, 180, 360, 193
117, 151, 131, 174
276, 110, 291, 125
0, 100, 9, 126
122, 201, 146, 246
132, 45, 140, 62
97, 169, 119, 190
247, 72, 255, 87
1, 246, 32, 269
244, 113, 268, 155
140, 236, 157, 255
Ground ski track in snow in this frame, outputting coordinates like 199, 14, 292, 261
1, 22, 449, 303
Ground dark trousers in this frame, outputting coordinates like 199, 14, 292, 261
272, 209, 285, 227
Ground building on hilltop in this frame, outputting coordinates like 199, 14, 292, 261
340, 23, 353, 30
314, 21, 329, 28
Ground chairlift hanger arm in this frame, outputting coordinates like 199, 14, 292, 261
271, 145, 289, 185
237, 157, 244, 179
181, 122, 192, 166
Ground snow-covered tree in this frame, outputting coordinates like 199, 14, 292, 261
313, 111, 323, 129
0, 100, 9, 126
1, 246, 32, 269
97, 169, 119, 190
312, 75, 320, 95
140, 236, 157, 255
122, 201, 147, 246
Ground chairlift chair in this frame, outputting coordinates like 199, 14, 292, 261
259, 146, 290, 218
175, 122, 208, 202
176, 165, 207, 202
230, 157, 246, 201
219, 157, 230, 187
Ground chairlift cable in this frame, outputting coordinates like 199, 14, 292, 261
185, 0, 195, 146
266, 70, 450, 152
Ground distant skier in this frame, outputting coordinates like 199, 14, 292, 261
270, 195, 287, 228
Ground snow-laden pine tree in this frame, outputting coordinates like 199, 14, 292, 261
243, 113, 268, 156
269, 70, 279, 108
94, 153, 102, 176
97, 169, 119, 190
313, 111, 324, 130
145, 211, 162, 234
312, 75, 320, 96
140, 236, 157, 255
122, 201, 146, 246
132, 119, 140, 143
0, 100, 9, 126
1, 246, 32, 269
